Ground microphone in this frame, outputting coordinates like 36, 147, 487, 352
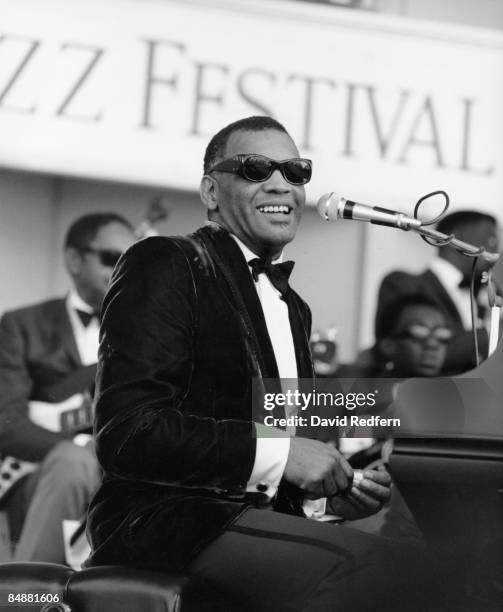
317, 192, 422, 230
317, 191, 499, 264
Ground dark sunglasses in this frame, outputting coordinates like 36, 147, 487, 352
80, 247, 122, 267
395, 324, 453, 344
209, 154, 312, 185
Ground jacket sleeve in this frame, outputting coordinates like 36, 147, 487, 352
94, 237, 255, 491
0, 312, 68, 462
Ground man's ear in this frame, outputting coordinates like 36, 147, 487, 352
64, 247, 82, 276
200, 175, 219, 213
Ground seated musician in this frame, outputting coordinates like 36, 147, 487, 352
0, 213, 135, 563
86, 117, 428, 611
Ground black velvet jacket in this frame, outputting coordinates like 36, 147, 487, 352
86, 225, 313, 570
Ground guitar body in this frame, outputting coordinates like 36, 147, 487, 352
1, 389, 94, 502
29, 393, 91, 433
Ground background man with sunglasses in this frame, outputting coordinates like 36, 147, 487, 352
86, 116, 423, 611
0, 212, 134, 563
375, 210, 500, 375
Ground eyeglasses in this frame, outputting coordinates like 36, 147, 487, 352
395, 325, 453, 344
209, 154, 312, 185
79, 247, 122, 267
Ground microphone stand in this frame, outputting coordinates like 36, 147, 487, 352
486, 269, 502, 356
319, 189, 501, 361
408, 224, 500, 264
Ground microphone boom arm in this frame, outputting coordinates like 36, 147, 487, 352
411, 225, 499, 264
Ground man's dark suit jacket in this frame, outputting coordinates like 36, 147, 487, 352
86, 225, 313, 571
376, 268, 488, 375
0, 298, 91, 463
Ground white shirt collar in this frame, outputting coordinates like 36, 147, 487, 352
429, 257, 463, 290
67, 290, 95, 314
231, 234, 283, 266
203, 221, 283, 265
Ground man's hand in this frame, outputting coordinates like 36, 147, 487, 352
283, 438, 353, 499
327, 469, 391, 520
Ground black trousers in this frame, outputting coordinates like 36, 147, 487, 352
187, 507, 431, 612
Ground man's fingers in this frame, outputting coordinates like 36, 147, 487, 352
357, 478, 391, 503
363, 469, 391, 486
334, 469, 350, 494
329, 456, 350, 493
340, 455, 354, 480
350, 486, 382, 511
322, 469, 341, 498
325, 442, 353, 490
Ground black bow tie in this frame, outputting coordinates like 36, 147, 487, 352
248, 258, 294, 296
76, 309, 100, 328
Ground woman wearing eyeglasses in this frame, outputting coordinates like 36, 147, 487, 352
339, 294, 451, 382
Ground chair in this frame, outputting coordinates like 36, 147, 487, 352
0, 562, 240, 611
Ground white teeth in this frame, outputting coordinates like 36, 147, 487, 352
258, 205, 290, 214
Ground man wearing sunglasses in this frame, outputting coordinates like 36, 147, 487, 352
87, 116, 423, 611
0, 212, 134, 564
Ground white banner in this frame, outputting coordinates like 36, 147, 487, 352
0, 0, 502, 217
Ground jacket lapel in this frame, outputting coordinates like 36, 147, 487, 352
198, 225, 280, 379
284, 289, 313, 380
197, 226, 312, 514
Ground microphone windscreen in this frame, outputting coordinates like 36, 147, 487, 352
317, 192, 343, 221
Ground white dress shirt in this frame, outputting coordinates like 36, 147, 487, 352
66, 291, 100, 366
229, 237, 328, 519
229, 237, 294, 498
66, 291, 100, 447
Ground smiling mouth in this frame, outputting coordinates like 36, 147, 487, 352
257, 205, 292, 214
